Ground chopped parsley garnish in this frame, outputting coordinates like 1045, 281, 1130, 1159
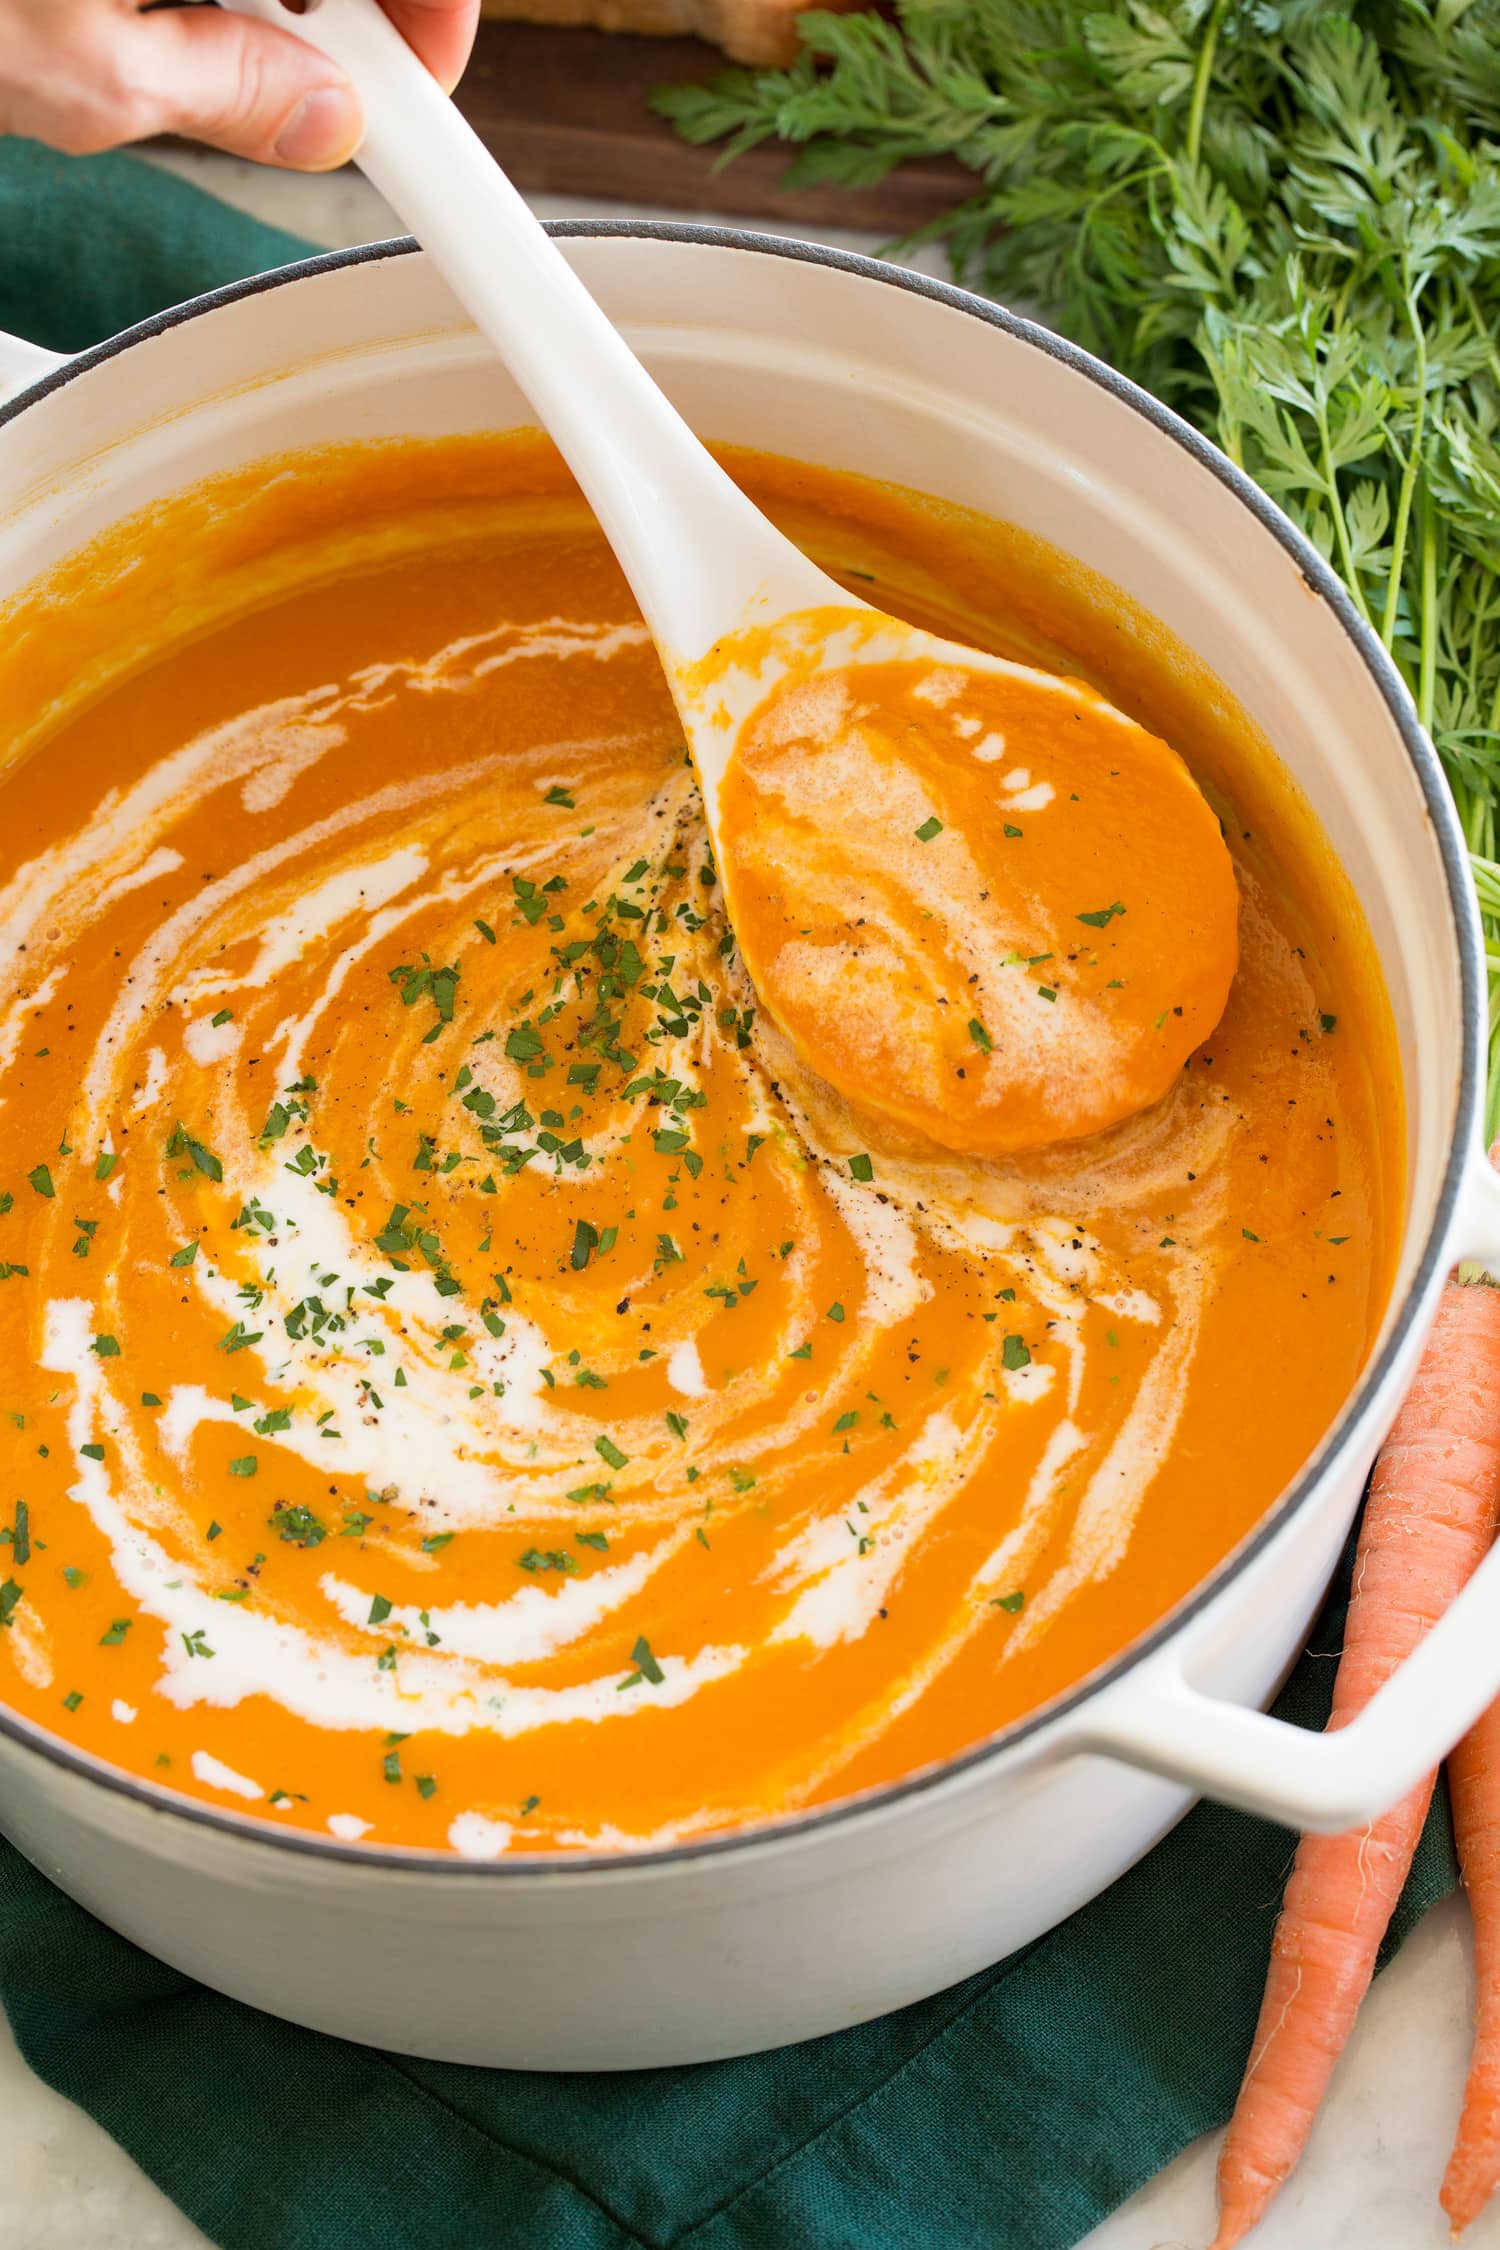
1001, 1334, 1031, 1371
165, 1123, 223, 1182
571, 1219, 599, 1270
1076, 902, 1126, 928
271, 1504, 326, 1549
617, 1634, 664, 1690
848, 1153, 874, 1182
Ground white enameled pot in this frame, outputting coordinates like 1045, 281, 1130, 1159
1, 230, 1499, 2071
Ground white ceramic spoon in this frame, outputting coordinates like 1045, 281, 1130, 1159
225, 0, 1240, 1159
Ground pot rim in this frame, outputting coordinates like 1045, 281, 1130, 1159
0, 223, 1479, 1877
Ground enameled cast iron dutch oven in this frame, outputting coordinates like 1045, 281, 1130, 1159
1, 229, 1498, 2069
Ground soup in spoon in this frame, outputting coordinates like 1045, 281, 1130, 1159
713, 624, 1238, 1156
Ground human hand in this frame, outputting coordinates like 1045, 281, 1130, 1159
0, 0, 479, 170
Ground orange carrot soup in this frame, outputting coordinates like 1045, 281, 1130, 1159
0, 436, 1401, 1855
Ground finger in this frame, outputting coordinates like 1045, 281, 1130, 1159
380, 0, 482, 93
134, 7, 364, 170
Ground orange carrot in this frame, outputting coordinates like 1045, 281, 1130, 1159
1211, 1278, 1500, 2250
1443, 1686, 1500, 2232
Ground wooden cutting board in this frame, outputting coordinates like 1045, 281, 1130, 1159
452, 21, 967, 233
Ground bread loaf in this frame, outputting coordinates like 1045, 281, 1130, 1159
477, 0, 860, 68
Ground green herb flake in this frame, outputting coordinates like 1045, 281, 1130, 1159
271, 1504, 326, 1548
617, 1633, 665, 1690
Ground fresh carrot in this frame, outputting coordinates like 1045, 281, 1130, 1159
1211, 1277, 1500, 2250
1443, 1687, 1500, 2232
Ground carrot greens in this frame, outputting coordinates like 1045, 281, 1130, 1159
657, 0, 1500, 1126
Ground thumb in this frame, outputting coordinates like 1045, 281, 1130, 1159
136, 7, 365, 171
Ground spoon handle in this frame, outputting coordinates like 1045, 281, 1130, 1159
225, 0, 838, 664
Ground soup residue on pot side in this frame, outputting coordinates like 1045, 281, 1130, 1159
0, 435, 1400, 1856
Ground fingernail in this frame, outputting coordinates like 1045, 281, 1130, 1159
274, 84, 362, 169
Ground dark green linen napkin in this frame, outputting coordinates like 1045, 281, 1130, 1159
0, 136, 309, 353
0, 132, 1457, 2250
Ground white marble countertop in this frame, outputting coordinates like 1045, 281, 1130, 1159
4, 148, 1497, 2250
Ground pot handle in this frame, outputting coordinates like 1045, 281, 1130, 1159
1068, 1139, 1500, 1834
0, 329, 70, 409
